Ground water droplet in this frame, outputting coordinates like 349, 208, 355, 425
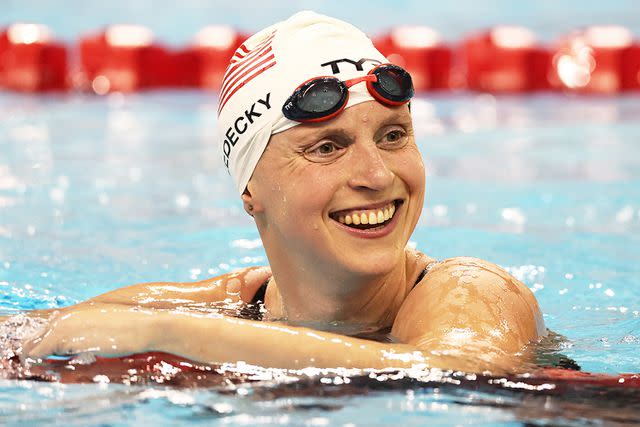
175, 194, 190, 208
432, 204, 448, 217
49, 188, 65, 203
615, 205, 634, 223
502, 207, 526, 225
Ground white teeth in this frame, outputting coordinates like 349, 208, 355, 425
334, 201, 398, 228
368, 212, 376, 225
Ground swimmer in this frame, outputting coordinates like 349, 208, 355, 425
14, 11, 545, 374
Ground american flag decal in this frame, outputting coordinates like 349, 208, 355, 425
218, 30, 277, 115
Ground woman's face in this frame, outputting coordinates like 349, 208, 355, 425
246, 101, 425, 278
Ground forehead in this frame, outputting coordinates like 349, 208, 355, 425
274, 102, 412, 144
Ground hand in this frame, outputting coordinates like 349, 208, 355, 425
20, 304, 158, 362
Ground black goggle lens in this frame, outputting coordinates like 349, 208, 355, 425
283, 65, 413, 122
282, 77, 347, 121
372, 66, 414, 102
298, 80, 345, 113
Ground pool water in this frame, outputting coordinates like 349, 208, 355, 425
0, 90, 639, 425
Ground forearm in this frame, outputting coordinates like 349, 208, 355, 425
22, 306, 428, 369
176, 316, 523, 373
156, 313, 425, 370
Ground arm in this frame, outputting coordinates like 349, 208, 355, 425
21, 305, 427, 370
20, 258, 543, 373
85, 266, 271, 307
6, 266, 271, 321
392, 257, 546, 372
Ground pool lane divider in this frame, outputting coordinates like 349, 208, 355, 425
0, 24, 68, 91
373, 27, 453, 92
77, 25, 250, 93
0, 23, 639, 94
458, 26, 552, 92
549, 26, 640, 92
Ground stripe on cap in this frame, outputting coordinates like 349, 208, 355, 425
218, 31, 277, 115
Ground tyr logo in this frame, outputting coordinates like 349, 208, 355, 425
320, 58, 382, 74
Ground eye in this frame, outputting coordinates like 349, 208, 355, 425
316, 143, 336, 155
386, 130, 404, 142
303, 140, 345, 162
379, 128, 408, 148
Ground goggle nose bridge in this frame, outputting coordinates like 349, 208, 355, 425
343, 74, 378, 89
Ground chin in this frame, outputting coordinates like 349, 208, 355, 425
333, 243, 405, 278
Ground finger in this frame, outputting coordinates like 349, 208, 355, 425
20, 342, 46, 362
20, 336, 59, 361
19, 335, 41, 357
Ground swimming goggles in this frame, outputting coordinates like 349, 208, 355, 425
282, 64, 414, 123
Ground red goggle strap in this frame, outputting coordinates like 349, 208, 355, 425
343, 74, 378, 88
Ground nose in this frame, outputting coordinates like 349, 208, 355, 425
347, 141, 395, 191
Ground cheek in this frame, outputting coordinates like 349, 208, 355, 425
287, 171, 337, 216
414, 159, 426, 190
396, 149, 426, 194
264, 170, 337, 230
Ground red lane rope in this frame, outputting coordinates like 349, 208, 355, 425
0, 24, 639, 94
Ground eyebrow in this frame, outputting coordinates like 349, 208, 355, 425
294, 110, 412, 141
379, 111, 413, 127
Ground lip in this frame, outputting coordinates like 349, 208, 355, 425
329, 200, 403, 239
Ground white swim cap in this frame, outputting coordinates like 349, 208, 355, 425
217, 11, 388, 194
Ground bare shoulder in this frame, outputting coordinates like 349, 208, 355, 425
393, 256, 545, 353
403, 247, 437, 282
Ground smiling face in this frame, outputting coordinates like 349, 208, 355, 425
244, 101, 425, 281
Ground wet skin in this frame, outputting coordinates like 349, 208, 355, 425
15, 102, 545, 374
242, 101, 427, 325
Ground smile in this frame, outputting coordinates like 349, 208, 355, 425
329, 200, 402, 231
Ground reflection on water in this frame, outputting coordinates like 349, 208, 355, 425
1, 346, 639, 426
